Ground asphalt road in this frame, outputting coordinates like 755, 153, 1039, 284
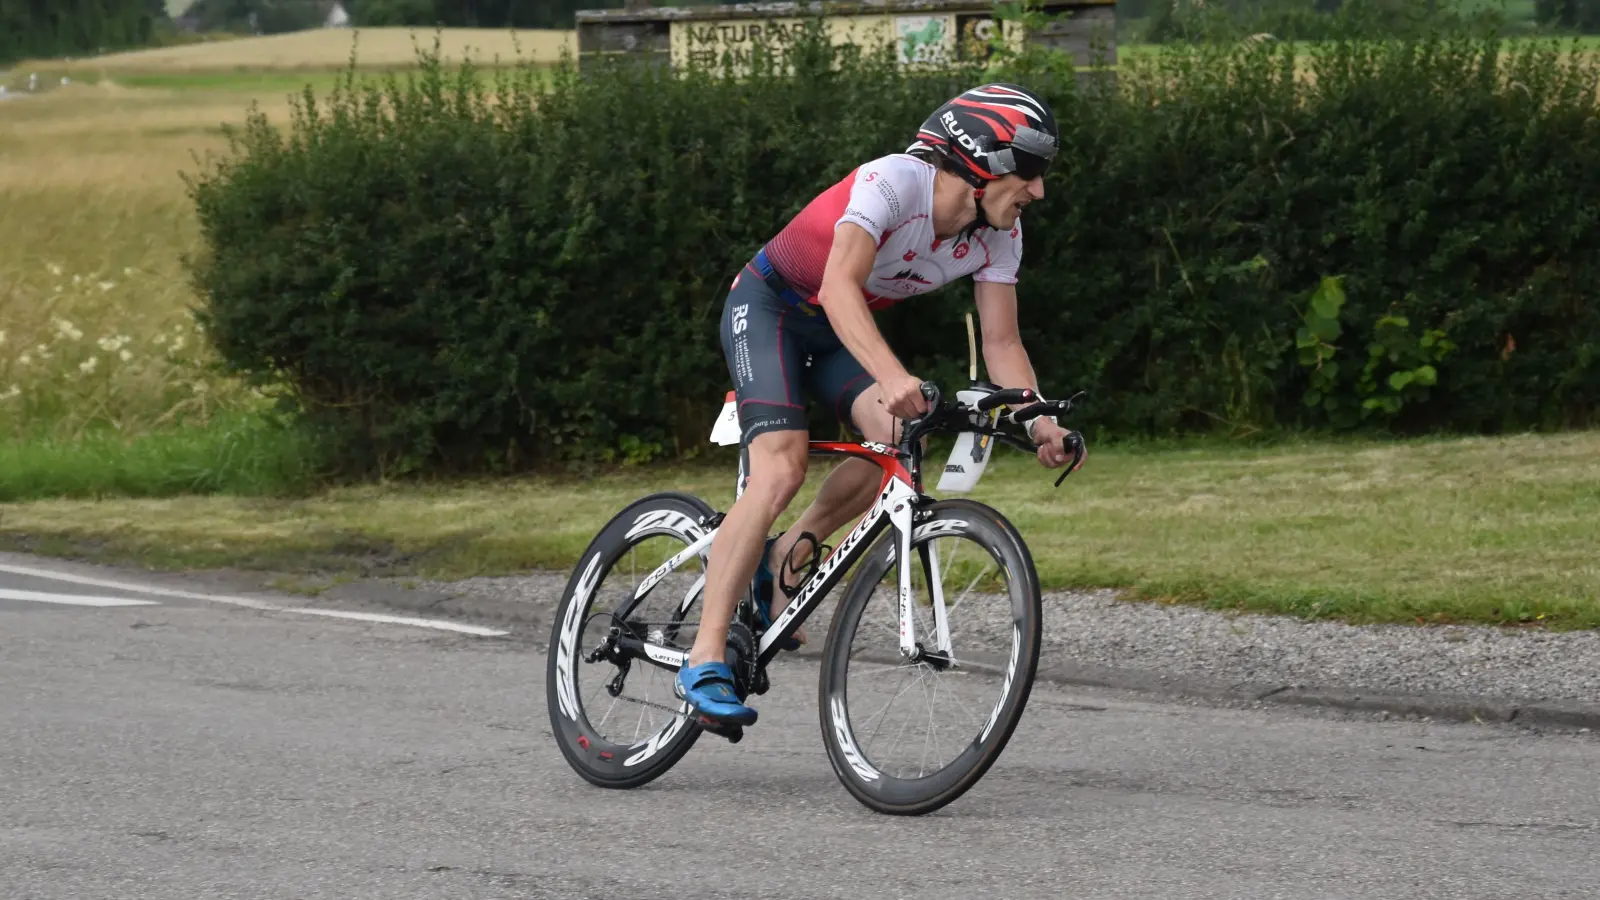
3, 560, 1598, 900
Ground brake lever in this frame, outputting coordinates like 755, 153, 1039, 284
1054, 432, 1087, 487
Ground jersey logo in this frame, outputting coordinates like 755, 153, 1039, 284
888, 270, 933, 286
903, 250, 917, 262
865, 171, 878, 182
953, 243, 970, 260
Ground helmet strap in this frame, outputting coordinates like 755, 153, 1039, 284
962, 187, 992, 240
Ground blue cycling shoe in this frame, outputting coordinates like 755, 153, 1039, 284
752, 536, 802, 652
675, 661, 758, 726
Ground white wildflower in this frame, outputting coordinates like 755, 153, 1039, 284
170, 335, 185, 352
0, 330, 5, 346
123, 267, 134, 276
191, 381, 207, 393
47, 263, 62, 276
0, 385, 19, 401
53, 318, 82, 341
18, 353, 31, 365
79, 356, 98, 374
152, 334, 167, 345
72, 274, 81, 285
98, 281, 115, 292
119, 349, 133, 362
35, 343, 51, 360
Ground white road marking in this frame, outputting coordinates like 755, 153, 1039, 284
0, 588, 159, 608
269, 608, 509, 637
0, 561, 509, 637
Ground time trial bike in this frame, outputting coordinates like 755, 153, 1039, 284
546, 379, 1085, 816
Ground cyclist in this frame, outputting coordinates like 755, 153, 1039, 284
676, 83, 1087, 727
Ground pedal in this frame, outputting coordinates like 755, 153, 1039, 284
698, 719, 744, 744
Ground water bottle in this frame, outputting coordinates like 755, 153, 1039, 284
937, 381, 999, 494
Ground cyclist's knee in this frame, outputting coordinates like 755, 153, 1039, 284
745, 431, 807, 513
850, 386, 898, 445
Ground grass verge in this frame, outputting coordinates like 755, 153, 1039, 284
1, 428, 1596, 629
0, 412, 327, 502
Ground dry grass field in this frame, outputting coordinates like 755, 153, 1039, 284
12, 26, 573, 75
0, 28, 569, 441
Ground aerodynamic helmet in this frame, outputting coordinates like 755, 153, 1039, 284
906, 83, 1060, 188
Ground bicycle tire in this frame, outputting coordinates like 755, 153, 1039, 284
816, 498, 1043, 816
547, 491, 714, 790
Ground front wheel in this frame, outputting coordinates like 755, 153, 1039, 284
817, 498, 1043, 816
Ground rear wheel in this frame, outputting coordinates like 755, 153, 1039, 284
547, 492, 714, 789
817, 499, 1042, 815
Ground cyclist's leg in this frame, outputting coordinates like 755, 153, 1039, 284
759, 336, 900, 612
679, 270, 810, 724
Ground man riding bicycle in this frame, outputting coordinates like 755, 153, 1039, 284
676, 83, 1087, 727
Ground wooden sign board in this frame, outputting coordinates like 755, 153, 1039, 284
574, 0, 1116, 75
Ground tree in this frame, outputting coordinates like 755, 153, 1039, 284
0, 0, 169, 64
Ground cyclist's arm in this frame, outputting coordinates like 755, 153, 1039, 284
977, 279, 1080, 469
818, 222, 911, 386
973, 280, 1042, 395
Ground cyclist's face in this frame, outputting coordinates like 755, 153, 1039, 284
981, 173, 1045, 229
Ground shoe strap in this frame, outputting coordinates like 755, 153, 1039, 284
680, 661, 736, 689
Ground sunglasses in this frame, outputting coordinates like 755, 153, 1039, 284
994, 125, 1057, 181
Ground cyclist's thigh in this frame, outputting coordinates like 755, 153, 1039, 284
800, 332, 881, 439
720, 269, 808, 444
845, 383, 898, 446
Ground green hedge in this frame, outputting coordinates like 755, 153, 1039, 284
185, 24, 1600, 475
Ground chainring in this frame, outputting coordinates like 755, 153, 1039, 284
726, 621, 758, 700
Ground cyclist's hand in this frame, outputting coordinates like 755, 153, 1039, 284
1032, 418, 1086, 472
881, 373, 931, 421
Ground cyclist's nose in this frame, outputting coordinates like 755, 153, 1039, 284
1028, 176, 1045, 200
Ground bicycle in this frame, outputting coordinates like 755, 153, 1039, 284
546, 378, 1085, 816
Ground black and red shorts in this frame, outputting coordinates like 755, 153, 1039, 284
719, 255, 876, 445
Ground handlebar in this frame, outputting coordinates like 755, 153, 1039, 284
975, 386, 1038, 412
904, 381, 1087, 487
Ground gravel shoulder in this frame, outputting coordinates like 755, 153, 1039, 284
321, 570, 1600, 728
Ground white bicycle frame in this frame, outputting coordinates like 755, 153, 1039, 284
618, 451, 953, 673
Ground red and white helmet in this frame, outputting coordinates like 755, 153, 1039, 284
907, 83, 1060, 188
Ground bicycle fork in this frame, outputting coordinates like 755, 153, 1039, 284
888, 487, 954, 664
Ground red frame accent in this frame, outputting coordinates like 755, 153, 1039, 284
795, 440, 917, 585
808, 441, 914, 490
